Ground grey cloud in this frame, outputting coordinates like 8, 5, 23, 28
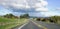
0, 0, 48, 12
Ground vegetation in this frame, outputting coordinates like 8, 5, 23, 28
36, 16, 60, 24
36, 18, 41, 21
4, 14, 18, 19
0, 14, 28, 29
20, 14, 29, 18
50, 16, 60, 23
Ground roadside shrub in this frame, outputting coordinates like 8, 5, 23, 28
36, 18, 40, 21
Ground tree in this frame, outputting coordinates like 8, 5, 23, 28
20, 14, 29, 18
4, 14, 15, 18
50, 16, 60, 23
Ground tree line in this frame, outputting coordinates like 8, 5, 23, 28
3, 13, 29, 19
2, 13, 60, 24
36, 16, 60, 24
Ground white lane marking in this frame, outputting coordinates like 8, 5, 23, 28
18, 23, 28, 29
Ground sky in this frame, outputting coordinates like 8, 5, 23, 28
0, 0, 60, 17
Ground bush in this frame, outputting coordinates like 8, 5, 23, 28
41, 18, 46, 22
36, 18, 40, 21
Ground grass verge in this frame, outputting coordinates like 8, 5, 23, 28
0, 17, 28, 29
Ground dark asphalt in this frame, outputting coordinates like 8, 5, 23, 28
21, 20, 43, 29
34, 21, 60, 29
13, 20, 60, 29
13, 20, 43, 29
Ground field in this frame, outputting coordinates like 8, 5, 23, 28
0, 17, 28, 29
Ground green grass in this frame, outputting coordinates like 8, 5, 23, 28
0, 17, 28, 29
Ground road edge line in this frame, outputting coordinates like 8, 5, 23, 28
31, 21, 48, 29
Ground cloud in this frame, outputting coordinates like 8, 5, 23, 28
56, 8, 60, 11
40, 11, 60, 17
29, 12, 43, 17
35, 7, 48, 12
0, 0, 48, 12
35, 0, 48, 11
0, 0, 50, 17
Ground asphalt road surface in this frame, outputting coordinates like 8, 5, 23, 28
13, 20, 43, 29
33, 21, 60, 29
13, 20, 60, 29
21, 20, 43, 29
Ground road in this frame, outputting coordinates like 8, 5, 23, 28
13, 20, 60, 29
33, 21, 60, 29
13, 20, 43, 29
21, 20, 43, 29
